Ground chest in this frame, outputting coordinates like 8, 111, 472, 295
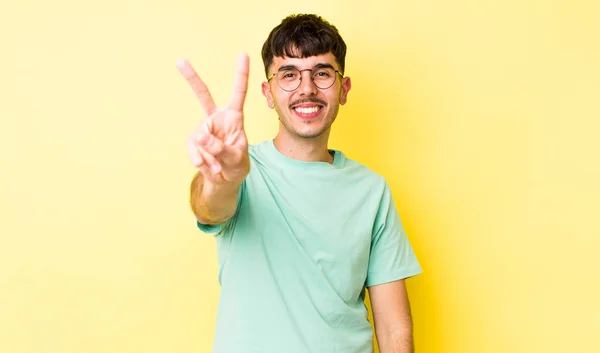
235, 167, 381, 299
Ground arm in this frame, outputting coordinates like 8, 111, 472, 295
189, 171, 240, 225
177, 54, 250, 225
368, 279, 415, 353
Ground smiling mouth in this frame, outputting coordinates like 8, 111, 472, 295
294, 106, 321, 114
289, 98, 327, 119
290, 104, 324, 120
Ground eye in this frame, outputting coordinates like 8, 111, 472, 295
279, 71, 298, 80
313, 70, 332, 78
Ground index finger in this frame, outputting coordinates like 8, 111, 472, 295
227, 53, 250, 112
176, 58, 217, 115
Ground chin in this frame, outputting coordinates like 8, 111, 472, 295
295, 132, 323, 139
293, 126, 330, 139
280, 116, 333, 138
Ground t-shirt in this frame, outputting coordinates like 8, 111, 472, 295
197, 139, 422, 353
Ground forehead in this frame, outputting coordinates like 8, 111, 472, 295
270, 52, 338, 71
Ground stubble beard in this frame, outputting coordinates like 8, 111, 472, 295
275, 102, 340, 139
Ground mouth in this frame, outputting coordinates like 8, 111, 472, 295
290, 101, 326, 120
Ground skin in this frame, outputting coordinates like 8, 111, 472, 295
261, 53, 351, 163
177, 51, 414, 353
177, 53, 250, 225
369, 280, 415, 353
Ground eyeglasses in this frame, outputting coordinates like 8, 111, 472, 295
268, 65, 344, 92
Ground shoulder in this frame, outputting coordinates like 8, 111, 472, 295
334, 150, 390, 196
248, 140, 267, 156
248, 140, 278, 161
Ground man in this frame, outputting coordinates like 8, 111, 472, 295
177, 14, 422, 353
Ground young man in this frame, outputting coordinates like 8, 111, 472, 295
177, 14, 422, 353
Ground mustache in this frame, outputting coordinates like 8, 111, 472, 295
289, 98, 327, 108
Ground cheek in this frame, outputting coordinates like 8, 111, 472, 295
331, 91, 342, 105
272, 94, 287, 110
274, 92, 291, 108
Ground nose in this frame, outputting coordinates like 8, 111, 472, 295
297, 70, 318, 96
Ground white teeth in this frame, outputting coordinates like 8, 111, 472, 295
294, 106, 319, 114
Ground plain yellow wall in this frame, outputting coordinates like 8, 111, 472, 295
1, 0, 599, 352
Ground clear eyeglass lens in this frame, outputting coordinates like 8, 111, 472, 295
277, 68, 336, 90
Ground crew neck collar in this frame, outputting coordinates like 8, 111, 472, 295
265, 139, 345, 169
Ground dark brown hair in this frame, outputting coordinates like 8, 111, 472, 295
261, 14, 347, 78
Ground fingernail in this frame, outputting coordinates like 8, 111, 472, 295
211, 164, 221, 174
176, 58, 187, 69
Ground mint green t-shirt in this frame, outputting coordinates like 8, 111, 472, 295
197, 140, 421, 353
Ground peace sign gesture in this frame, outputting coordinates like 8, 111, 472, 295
178, 53, 251, 186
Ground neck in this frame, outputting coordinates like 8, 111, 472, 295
273, 130, 333, 164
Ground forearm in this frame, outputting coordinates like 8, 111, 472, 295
189, 171, 240, 225
375, 323, 414, 353
369, 280, 415, 353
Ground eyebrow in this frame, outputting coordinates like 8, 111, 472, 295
313, 63, 335, 70
277, 63, 336, 71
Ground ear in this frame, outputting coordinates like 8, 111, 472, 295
262, 82, 275, 109
339, 77, 351, 105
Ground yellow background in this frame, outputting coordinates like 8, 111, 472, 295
1, 0, 599, 352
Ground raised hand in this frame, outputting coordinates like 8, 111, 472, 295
178, 53, 250, 186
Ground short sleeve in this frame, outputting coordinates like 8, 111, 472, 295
365, 182, 422, 287
196, 181, 245, 236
